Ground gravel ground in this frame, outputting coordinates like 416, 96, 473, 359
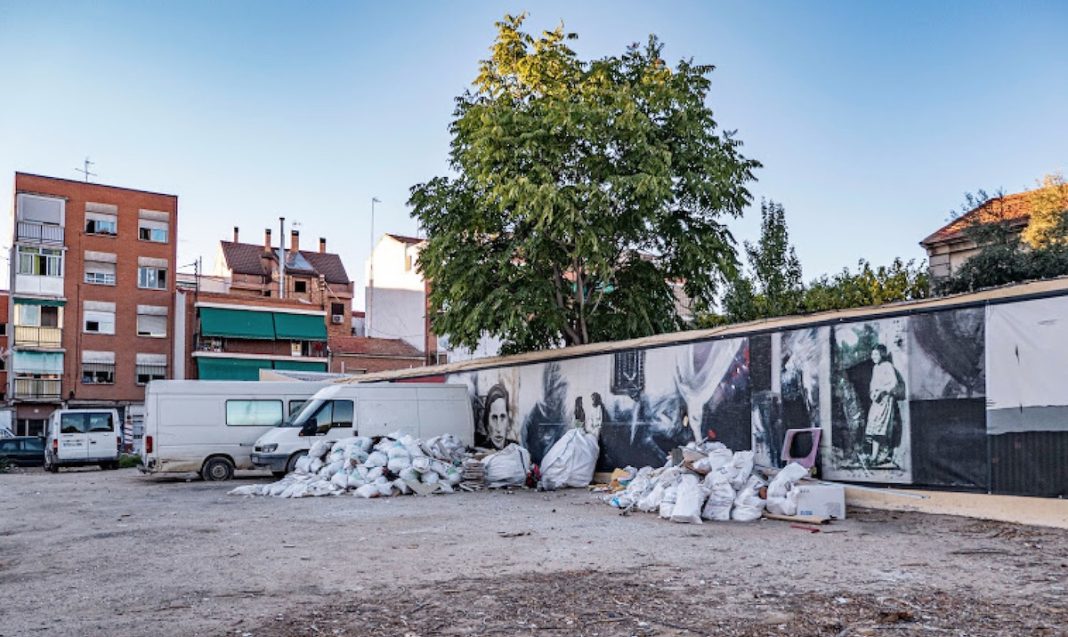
1, 467, 1066, 637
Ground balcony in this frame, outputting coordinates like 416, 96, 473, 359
16, 221, 64, 244
12, 378, 62, 401
14, 325, 62, 348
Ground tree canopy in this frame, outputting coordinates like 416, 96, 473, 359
409, 14, 759, 354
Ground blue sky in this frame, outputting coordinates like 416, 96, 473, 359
1, 1, 1065, 307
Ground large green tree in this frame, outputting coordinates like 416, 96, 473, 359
410, 14, 759, 354
720, 199, 804, 322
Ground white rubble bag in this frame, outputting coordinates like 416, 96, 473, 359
669, 473, 705, 524
659, 482, 679, 519
701, 474, 735, 521
482, 444, 530, 487
538, 429, 600, 490
766, 462, 809, 516
727, 451, 755, 491
731, 475, 767, 522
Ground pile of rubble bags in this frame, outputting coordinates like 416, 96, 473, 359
603, 441, 811, 524
228, 433, 471, 498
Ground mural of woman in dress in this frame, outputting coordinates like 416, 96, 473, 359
866, 344, 904, 466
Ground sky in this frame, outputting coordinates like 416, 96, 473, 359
1, 1, 1065, 308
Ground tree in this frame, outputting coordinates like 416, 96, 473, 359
410, 14, 760, 354
721, 199, 803, 322
802, 258, 928, 312
1021, 173, 1068, 248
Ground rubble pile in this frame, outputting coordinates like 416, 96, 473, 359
228, 433, 469, 498
604, 441, 810, 523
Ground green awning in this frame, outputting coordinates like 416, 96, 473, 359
196, 357, 273, 381
273, 312, 327, 341
272, 360, 328, 372
200, 307, 276, 340
14, 297, 66, 307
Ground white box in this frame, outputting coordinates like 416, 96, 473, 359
795, 484, 846, 519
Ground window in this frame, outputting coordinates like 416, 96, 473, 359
16, 246, 62, 277
138, 267, 167, 290
136, 306, 168, 337
138, 210, 169, 243
81, 351, 115, 384
135, 353, 167, 385
60, 412, 114, 433
84, 252, 117, 285
299, 399, 354, 436
331, 303, 345, 317
288, 400, 307, 417
17, 193, 64, 225
405, 253, 413, 271
17, 304, 60, 328
0, 323, 8, 336
85, 212, 117, 236
293, 280, 307, 294
226, 400, 283, 427
83, 303, 116, 335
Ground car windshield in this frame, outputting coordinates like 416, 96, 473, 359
282, 399, 323, 427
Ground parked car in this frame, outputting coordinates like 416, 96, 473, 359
251, 383, 474, 474
0, 436, 45, 467
139, 380, 328, 481
44, 409, 122, 472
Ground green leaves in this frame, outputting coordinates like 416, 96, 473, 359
410, 15, 758, 352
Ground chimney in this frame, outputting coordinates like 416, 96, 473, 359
233, 226, 240, 243
264, 228, 272, 253
290, 229, 300, 253
319, 237, 326, 254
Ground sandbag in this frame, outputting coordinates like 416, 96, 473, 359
670, 474, 704, 524
294, 456, 312, 475
482, 444, 530, 488
308, 439, 332, 459
538, 429, 599, 490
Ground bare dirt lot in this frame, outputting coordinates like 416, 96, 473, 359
1, 468, 1066, 637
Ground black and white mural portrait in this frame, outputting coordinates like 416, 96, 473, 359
826, 318, 911, 483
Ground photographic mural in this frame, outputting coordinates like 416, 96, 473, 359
432, 292, 1068, 497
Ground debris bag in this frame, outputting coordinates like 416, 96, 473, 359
731, 475, 767, 522
365, 466, 384, 482
354, 483, 379, 499
392, 478, 412, 495
365, 451, 388, 468
294, 456, 313, 475
399, 467, 419, 482
387, 456, 412, 473
228, 484, 263, 496
659, 483, 679, 519
375, 477, 395, 497
766, 489, 800, 516
670, 474, 704, 524
423, 434, 467, 463
330, 470, 349, 490
322, 460, 344, 479
702, 475, 735, 521
482, 443, 531, 488
421, 471, 440, 485
308, 457, 324, 474
308, 439, 332, 459
538, 429, 600, 490
411, 456, 432, 474
728, 451, 755, 491
767, 463, 809, 498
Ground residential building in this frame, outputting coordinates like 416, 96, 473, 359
365, 233, 502, 364
0, 291, 8, 403
9, 173, 177, 435
328, 335, 425, 374
920, 187, 1047, 282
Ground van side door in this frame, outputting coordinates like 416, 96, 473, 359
84, 412, 117, 461
57, 413, 88, 462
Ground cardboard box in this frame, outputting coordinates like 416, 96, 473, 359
795, 484, 846, 520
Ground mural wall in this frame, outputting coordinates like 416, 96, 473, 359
432, 293, 1068, 498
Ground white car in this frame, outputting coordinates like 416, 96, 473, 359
44, 409, 121, 472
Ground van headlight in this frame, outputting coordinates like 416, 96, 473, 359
259, 444, 278, 453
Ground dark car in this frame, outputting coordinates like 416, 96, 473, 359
0, 436, 46, 467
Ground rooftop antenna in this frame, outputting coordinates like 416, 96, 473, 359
75, 157, 97, 182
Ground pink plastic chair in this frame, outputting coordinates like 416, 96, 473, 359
780, 428, 822, 468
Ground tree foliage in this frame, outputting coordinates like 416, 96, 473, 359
1021, 173, 1068, 249
802, 259, 928, 312
409, 14, 759, 354
720, 199, 803, 321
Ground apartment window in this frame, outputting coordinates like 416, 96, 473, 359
85, 211, 118, 236
138, 257, 169, 290
136, 305, 168, 337
405, 253, 413, 271
81, 351, 116, 385
138, 210, 169, 243
225, 400, 283, 427
16, 246, 62, 277
84, 251, 117, 286
16, 304, 60, 328
136, 353, 167, 385
83, 302, 116, 335
0, 323, 6, 336
294, 280, 307, 294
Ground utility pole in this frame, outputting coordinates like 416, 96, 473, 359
74, 157, 96, 182
368, 197, 380, 337
278, 216, 286, 299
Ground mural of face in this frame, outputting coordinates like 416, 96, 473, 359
487, 396, 510, 449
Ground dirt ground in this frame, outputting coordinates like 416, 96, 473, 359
1, 468, 1066, 637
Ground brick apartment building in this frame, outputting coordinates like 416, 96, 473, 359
9, 173, 176, 436
0, 291, 8, 403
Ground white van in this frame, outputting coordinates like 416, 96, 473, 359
140, 380, 328, 481
44, 408, 122, 472
251, 383, 473, 474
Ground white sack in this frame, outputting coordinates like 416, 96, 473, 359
670, 474, 704, 524
308, 439, 332, 459
659, 483, 679, 519
294, 456, 312, 475
701, 475, 735, 521
482, 444, 530, 488
767, 463, 809, 498
731, 475, 766, 522
538, 429, 600, 490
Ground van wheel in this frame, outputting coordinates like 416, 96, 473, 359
285, 452, 307, 474
201, 457, 234, 481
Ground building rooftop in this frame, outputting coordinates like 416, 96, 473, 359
15, 172, 178, 199
330, 335, 423, 359
921, 189, 1039, 247
385, 233, 425, 245
219, 240, 350, 285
